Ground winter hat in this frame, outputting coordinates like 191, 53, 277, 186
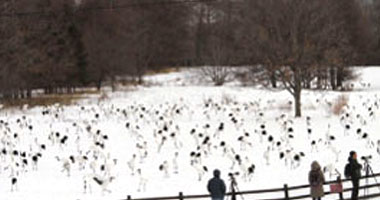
311, 161, 321, 171
213, 169, 221, 178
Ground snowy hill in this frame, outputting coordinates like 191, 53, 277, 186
1, 67, 380, 200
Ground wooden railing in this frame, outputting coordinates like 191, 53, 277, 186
124, 173, 380, 200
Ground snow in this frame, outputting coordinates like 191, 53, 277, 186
1, 66, 380, 200
356, 67, 380, 91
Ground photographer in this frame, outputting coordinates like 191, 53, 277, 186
308, 161, 325, 200
207, 169, 226, 200
345, 151, 363, 200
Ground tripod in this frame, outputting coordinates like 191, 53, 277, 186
363, 159, 380, 196
227, 175, 244, 200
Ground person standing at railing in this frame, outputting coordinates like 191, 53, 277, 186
308, 161, 325, 200
207, 169, 226, 200
344, 151, 362, 200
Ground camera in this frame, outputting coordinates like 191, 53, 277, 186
361, 155, 372, 162
228, 172, 239, 177
228, 172, 240, 187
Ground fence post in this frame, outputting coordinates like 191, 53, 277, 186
284, 184, 289, 200
337, 176, 344, 200
179, 192, 184, 200
127, 195, 131, 200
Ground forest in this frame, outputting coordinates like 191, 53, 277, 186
0, 0, 379, 115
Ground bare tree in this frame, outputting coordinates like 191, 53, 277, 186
200, 2, 232, 86
368, 0, 380, 63
242, 0, 364, 117
197, 0, 243, 86
81, 0, 191, 87
0, 0, 89, 98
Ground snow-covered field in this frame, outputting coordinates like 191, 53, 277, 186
1, 67, 380, 200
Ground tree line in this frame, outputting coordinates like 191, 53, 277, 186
0, 0, 379, 116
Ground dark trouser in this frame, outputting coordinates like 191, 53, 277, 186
312, 198, 321, 200
351, 179, 360, 200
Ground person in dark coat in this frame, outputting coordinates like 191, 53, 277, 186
308, 161, 325, 200
348, 151, 362, 200
207, 169, 226, 200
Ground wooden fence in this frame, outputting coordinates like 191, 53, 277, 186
124, 173, 380, 200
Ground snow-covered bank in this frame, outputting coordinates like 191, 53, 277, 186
1, 67, 380, 200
